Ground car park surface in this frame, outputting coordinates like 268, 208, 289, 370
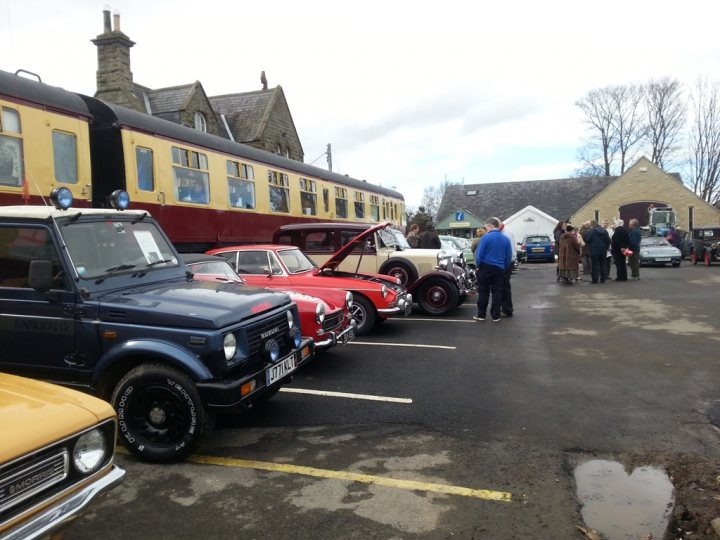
63, 262, 720, 539
0, 373, 124, 540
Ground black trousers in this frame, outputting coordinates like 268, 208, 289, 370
501, 266, 513, 315
590, 254, 607, 283
613, 252, 628, 281
476, 264, 504, 320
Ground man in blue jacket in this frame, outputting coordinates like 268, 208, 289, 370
474, 217, 513, 322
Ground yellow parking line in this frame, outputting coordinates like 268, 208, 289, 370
187, 454, 512, 502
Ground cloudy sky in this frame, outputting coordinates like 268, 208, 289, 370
2, 0, 718, 209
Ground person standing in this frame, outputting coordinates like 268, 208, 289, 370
553, 220, 566, 282
474, 217, 513, 322
603, 218, 615, 278
558, 225, 581, 284
611, 219, 630, 281
418, 225, 441, 249
499, 222, 516, 317
470, 227, 486, 255
587, 220, 611, 283
579, 221, 592, 278
628, 218, 642, 280
406, 223, 420, 248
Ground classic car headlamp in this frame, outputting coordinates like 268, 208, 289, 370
223, 333, 237, 361
381, 285, 387, 298
109, 189, 131, 210
72, 428, 107, 474
264, 339, 281, 363
286, 310, 295, 329
345, 291, 354, 309
315, 302, 326, 324
287, 326, 302, 349
50, 187, 73, 210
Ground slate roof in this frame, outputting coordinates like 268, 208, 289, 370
209, 89, 277, 143
132, 82, 194, 115
436, 176, 618, 224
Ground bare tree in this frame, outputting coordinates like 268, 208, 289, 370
576, 87, 617, 176
610, 84, 646, 174
688, 78, 720, 205
421, 179, 456, 220
645, 77, 686, 170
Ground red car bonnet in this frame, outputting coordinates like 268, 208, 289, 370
318, 221, 391, 272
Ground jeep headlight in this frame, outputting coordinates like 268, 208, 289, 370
286, 310, 296, 329
223, 333, 237, 361
345, 291, 353, 309
315, 302, 326, 324
73, 428, 107, 474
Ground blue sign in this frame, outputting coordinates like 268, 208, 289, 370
455, 211, 464, 221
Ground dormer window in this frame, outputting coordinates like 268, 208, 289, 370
194, 112, 207, 133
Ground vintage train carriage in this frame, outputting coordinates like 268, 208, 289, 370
0, 69, 405, 251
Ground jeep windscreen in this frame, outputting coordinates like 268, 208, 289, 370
277, 248, 316, 274
60, 219, 179, 280
377, 228, 410, 249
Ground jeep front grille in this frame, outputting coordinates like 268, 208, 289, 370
246, 313, 290, 357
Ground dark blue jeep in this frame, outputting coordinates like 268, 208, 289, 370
0, 195, 313, 462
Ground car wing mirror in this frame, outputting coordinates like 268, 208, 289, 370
28, 260, 55, 291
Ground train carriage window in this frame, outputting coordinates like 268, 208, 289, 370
299, 178, 317, 216
334, 187, 348, 219
268, 170, 290, 213
51, 131, 78, 184
171, 146, 209, 204
354, 192, 365, 220
227, 160, 256, 209
369, 195, 380, 221
1, 107, 21, 133
135, 147, 155, 191
0, 135, 23, 187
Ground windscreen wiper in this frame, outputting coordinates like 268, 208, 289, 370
95, 263, 137, 284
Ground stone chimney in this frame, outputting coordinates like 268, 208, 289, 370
91, 8, 143, 111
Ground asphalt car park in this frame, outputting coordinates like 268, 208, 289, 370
65, 262, 720, 539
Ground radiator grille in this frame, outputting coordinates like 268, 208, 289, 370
0, 450, 68, 514
246, 313, 289, 357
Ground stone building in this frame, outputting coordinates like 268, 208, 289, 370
91, 9, 303, 161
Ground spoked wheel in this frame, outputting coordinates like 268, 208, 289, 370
112, 363, 214, 462
349, 295, 376, 336
418, 279, 458, 316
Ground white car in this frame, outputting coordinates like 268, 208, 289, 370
639, 236, 682, 267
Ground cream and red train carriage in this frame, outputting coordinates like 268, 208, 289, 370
0, 69, 405, 251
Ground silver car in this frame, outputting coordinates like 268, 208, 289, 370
639, 236, 682, 267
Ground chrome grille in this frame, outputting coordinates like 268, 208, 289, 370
322, 311, 343, 332
246, 312, 289, 357
0, 450, 68, 514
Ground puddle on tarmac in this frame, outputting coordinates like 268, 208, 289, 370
574, 460, 675, 540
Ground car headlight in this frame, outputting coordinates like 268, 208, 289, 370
345, 291, 353, 309
73, 428, 107, 474
287, 327, 302, 349
286, 310, 295, 329
641, 250, 649, 256
315, 302, 326, 324
381, 285, 387, 298
223, 333, 237, 361
264, 339, 281, 362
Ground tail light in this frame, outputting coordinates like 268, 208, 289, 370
521, 243, 526, 250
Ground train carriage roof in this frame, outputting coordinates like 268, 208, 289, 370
0, 69, 91, 118
86, 98, 404, 201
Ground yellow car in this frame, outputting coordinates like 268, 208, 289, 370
0, 373, 125, 539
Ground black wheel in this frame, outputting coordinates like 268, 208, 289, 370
111, 363, 214, 463
379, 260, 418, 287
418, 279, 458, 316
350, 295, 376, 336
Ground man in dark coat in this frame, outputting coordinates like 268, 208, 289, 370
587, 220, 611, 283
610, 219, 630, 281
417, 226, 441, 249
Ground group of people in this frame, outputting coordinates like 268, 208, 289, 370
554, 217, 645, 284
405, 223, 442, 249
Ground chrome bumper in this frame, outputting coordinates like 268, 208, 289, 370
377, 294, 413, 317
314, 320, 357, 350
2, 464, 125, 540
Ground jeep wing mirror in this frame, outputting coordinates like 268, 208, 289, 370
28, 260, 55, 291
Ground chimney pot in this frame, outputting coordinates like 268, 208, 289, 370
103, 8, 111, 32
113, 11, 121, 32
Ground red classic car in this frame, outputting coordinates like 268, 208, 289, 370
182, 255, 356, 351
206, 241, 412, 336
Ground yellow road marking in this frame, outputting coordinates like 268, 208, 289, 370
187, 454, 512, 502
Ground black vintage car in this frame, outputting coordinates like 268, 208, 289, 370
690, 227, 720, 266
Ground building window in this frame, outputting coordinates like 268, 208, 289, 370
285, 147, 290, 158
52, 131, 78, 184
594, 210, 599, 221
276, 144, 283, 156
227, 160, 255, 209
172, 146, 209, 204
136, 147, 154, 191
194, 112, 207, 133
268, 170, 290, 213
369, 195, 380, 221
688, 206, 694, 231
334, 186, 348, 218
0, 107, 23, 187
354, 191, 365, 220
299, 177, 317, 216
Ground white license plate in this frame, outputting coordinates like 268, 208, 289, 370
531, 248, 545, 252
266, 353, 298, 386
338, 326, 355, 344
655, 257, 671, 262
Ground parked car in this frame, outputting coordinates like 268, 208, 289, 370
206, 241, 412, 335
0, 188, 314, 462
272, 222, 473, 316
639, 236, 682, 266
690, 227, 720, 266
182, 254, 356, 350
0, 373, 124, 539
521, 234, 555, 262
439, 235, 474, 267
